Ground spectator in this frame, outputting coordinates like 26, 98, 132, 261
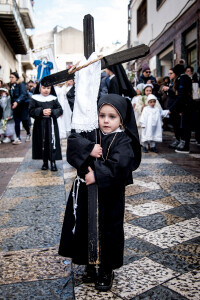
27, 80, 37, 96
171, 64, 193, 153
192, 66, 200, 146
163, 68, 181, 149
99, 70, 109, 98
138, 65, 157, 85
9, 72, 31, 145
0, 85, 15, 143
185, 66, 194, 79
105, 64, 136, 98
105, 67, 119, 94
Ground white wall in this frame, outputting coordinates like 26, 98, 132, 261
129, 0, 196, 47
0, 31, 17, 83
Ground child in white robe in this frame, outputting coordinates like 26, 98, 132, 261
134, 84, 162, 140
140, 94, 170, 153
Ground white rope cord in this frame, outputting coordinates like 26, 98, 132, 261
68, 55, 104, 75
72, 176, 85, 234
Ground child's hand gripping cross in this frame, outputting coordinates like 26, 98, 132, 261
85, 144, 103, 185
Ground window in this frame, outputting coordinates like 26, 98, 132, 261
137, 0, 147, 34
157, 0, 166, 10
187, 44, 197, 71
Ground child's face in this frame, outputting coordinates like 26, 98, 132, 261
0, 92, 7, 97
136, 89, 141, 95
144, 87, 152, 96
40, 85, 51, 96
148, 100, 156, 108
99, 104, 121, 134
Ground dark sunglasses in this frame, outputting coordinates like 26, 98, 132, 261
145, 71, 151, 73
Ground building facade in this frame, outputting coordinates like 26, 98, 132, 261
0, 0, 34, 83
128, 0, 200, 77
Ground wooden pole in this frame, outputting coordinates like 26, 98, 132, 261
83, 14, 100, 265
83, 14, 95, 59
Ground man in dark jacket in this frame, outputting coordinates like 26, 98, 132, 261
138, 65, 159, 95
138, 65, 157, 85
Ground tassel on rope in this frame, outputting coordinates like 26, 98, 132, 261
72, 176, 85, 234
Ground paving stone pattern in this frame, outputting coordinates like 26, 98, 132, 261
0, 137, 200, 299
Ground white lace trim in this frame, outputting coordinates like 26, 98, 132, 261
71, 52, 101, 132
32, 94, 57, 102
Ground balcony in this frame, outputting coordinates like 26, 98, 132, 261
0, 0, 29, 54
19, 0, 34, 29
21, 50, 34, 70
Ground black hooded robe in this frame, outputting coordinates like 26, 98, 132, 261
59, 129, 138, 270
29, 98, 63, 161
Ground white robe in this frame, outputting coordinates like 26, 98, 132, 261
140, 106, 169, 143
55, 85, 72, 139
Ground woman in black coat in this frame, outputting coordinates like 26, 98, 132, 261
9, 72, 31, 144
171, 64, 193, 153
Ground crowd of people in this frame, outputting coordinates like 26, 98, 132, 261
0, 73, 75, 147
0, 62, 199, 156
131, 62, 200, 154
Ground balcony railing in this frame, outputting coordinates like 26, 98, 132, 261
0, 0, 29, 54
21, 49, 34, 70
19, 0, 34, 29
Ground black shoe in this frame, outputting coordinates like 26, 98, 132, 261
168, 139, 180, 149
51, 161, 57, 171
150, 147, 158, 153
175, 140, 190, 153
95, 269, 114, 292
142, 147, 148, 153
82, 265, 96, 283
41, 161, 48, 170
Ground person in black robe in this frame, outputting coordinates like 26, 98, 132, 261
29, 83, 63, 171
105, 64, 136, 98
59, 94, 141, 291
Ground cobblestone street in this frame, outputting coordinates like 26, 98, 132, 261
0, 133, 200, 299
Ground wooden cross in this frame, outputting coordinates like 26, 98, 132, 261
41, 14, 149, 266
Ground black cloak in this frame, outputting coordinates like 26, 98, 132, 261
29, 84, 63, 161
107, 64, 136, 98
59, 94, 141, 269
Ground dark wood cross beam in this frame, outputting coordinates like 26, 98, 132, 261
41, 35, 149, 86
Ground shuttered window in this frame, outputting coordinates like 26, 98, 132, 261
137, 0, 147, 34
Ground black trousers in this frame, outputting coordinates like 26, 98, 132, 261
180, 108, 192, 147
14, 118, 30, 139
170, 112, 181, 141
193, 100, 200, 143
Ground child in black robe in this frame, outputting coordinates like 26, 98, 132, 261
59, 94, 141, 291
29, 83, 63, 171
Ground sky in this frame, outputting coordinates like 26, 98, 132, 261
32, 0, 130, 46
